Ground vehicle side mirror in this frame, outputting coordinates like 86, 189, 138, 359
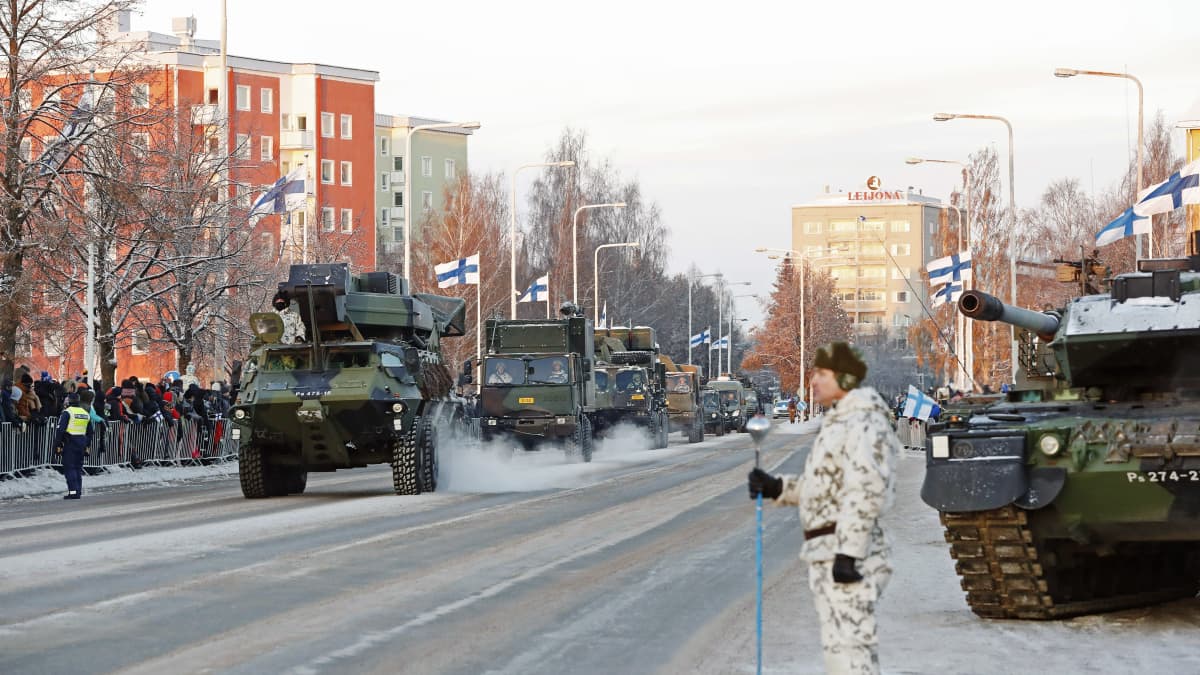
458, 373, 473, 386
582, 358, 592, 373
461, 358, 472, 376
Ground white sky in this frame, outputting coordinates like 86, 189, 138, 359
138, 0, 1200, 326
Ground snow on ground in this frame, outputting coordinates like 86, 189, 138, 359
0, 462, 241, 501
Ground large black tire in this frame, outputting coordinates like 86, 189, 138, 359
418, 415, 439, 494
580, 415, 594, 463
659, 412, 670, 448
391, 427, 419, 495
688, 414, 703, 443
239, 444, 270, 499
282, 467, 307, 494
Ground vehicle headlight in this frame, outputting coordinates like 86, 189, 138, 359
711, 413, 717, 418
391, 402, 405, 414
1038, 434, 1062, 456
487, 419, 497, 426
231, 428, 241, 440
233, 409, 246, 420
556, 417, 567, 424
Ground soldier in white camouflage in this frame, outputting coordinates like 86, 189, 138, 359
748, 341, 901, 674
272, 290, 307, 345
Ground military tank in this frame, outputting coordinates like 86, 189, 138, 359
229, 263, 468, 498
922, 263, 1200, 619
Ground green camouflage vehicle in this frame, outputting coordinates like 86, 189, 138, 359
664, 367, 704, 443
708, 377, 747, 433
922, 261, 1200, 619
478, 304, 596, 461
229, 263, 467, 498
699, 387, 726, 436
591, 327, 669, 449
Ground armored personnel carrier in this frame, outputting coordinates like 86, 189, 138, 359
591, 326, 669, 449
922, 260, 1200, 619
478, 303, 596, 461
229, 263, 467, 498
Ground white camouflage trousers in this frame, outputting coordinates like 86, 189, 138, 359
807, 553, 892, 675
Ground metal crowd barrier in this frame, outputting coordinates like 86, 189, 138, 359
0, 417, 239, 479
895, 418, 927, 451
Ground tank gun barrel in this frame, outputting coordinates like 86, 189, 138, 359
958, 290, 1060, 337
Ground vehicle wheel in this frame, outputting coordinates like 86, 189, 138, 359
391, 427, 419, 495
239, 443, 270, 499
581, 415, 594, 463
418, 415, 439, 493
689, 415, 703, 443
717, 422, 726, 437
288, 469, 308, 494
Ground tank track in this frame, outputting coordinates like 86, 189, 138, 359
942, 506, 1200, 619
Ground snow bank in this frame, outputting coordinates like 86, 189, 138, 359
0, 462, 240, 501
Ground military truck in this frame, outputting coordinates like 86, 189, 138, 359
699, 387, 725, 436
591, 326, 670, 449
478, 303, 596, 461
922, 257, 1200, 619
229, 263, 467, 498
708, 377, 747, 433
660, 356, 704, 443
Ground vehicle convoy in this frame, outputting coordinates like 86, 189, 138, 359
229, 263, 467, 498
478, 303, 596, 461
708, 377, 747, 432
591, 326, 669, 448
661, 356, 704, 443
922, 258, 1200, 619
700, 388, 726, 436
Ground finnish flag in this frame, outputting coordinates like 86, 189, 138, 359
1133, 158, 1200, 217
519, 274, 549, 303
931, 282, 964, 308
926, 251, 972, 287
1095, 207, 1150, 247
37, 84, 99, 177
690, 327, 711, 348
901, 385, 941, 421
710, 335, 729, 350
250, 164, 307, 217
599, 301, 607, 328
434, 253, 480, 288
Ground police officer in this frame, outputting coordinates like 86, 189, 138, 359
55, 389, 96, 500
748, 342, 901, 674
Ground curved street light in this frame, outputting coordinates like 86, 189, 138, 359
510, 160, 575, 317
572, 202, 625, 305
593, 242, 640, 324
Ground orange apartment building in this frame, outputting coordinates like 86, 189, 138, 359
16, 12, 379, 385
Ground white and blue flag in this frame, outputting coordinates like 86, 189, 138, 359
250, 164, 307, 217
710, 335, 729, 350
690, 327, 712, 348
518, 274, 549, 303
1095, 207, 1150, 247
1133, 158, 1200, 217
599, 301, 607, 328
37, 83, 99, 177
926, 251, 972, 287
434, 253, 480, 288
931, 282, 964, 308
901, 385, 941, 420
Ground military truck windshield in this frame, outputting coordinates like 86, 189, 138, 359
262, 349, 311, 371
594, 371, 609, 392
529, 357, 570, 384
702, 391, 720, 409
327, 349, 374, 368
720, 390, 740, 408
666, 373, 691, 393
615, 370, 646, 392
485, 358, 523, 385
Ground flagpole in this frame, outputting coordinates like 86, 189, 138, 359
546, 275, 551, 319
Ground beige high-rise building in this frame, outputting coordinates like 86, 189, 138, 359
791, 179, 961, 344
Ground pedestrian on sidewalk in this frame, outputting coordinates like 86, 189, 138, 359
747, 341, 901, 674
55, 389, 96, 500
787, 396, 798, 424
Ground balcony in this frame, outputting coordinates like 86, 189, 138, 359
842, 300, 887, 312
389, 171, 405, 185
389, 206, 405, 220
280, 130, 314, 150
190, 104, 223, 126
381, 241, 404, 254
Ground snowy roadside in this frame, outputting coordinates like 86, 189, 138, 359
0, 462, 240, 502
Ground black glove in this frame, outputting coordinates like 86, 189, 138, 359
832, 554, 863, 584
747, 468, 783, 500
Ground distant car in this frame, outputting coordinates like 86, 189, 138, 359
773, 400, 790, 418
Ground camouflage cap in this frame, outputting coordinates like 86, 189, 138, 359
813, 341, 867, 379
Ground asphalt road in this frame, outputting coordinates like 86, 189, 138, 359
0, 423, 811, 675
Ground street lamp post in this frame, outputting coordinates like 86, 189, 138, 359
1054, 67, 1146, 255
720, 281, 752, 373
511, 161, 576, 317
933, 112, 1018, 382
402, 121, 481, 279
731, 295, 756, 374
756, 247, 808, 399
594, 242, 640, 324
689, 272, 722, 365
572, 202, 625, 305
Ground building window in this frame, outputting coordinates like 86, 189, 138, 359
321, 159, 334, 184
340, 161, 352, 185
831, 266, 854, 281
894, 291, 909, 303
380, 173, 390, 190
235, 133, 250, 159
892, 267, 911, 280
44, 329, 65, 357
929, 222, 937, 235
861, 243, 884, 256
393, 156, 403, 172
281, 113, 292, 130
340, 208, 353, 233
340, 114, 352, 139
393, 192, 403, 207
321, 112, 334, 138
392, 226, 405, 243
891, 220, 910, 232
803, 221, 822, 234
829, 220, 857, 233
861, 266, 886, 278
380, 137, 390, 155
130, 132, 150, 154
321, 207, 334, 232
131, 330, 150, 355
131, 83, 150, 108
421, 191, 433, 211
260, 88, 273, 113
14, 331, 31, 357
237, 184, 251, 208
421, 156, 432, 177
19, 137, 30, 162
380, 208, 390, 226
804, 246, 823, 257
890, 243, 910, 256
235, 85, 250, 111
861, 220, 884, 233
444, 158, 456, 179
261, 230, 275, 256
260, 135, 273, 162
929, 244, 935, 257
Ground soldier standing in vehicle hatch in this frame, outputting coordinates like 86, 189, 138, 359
748, 342, 901, 674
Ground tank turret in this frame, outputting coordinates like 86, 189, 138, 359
958, 290, 1060, 339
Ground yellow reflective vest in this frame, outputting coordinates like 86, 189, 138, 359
64, 406, 90, 435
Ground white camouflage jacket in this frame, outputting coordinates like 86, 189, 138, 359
774, 386, 900, 562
